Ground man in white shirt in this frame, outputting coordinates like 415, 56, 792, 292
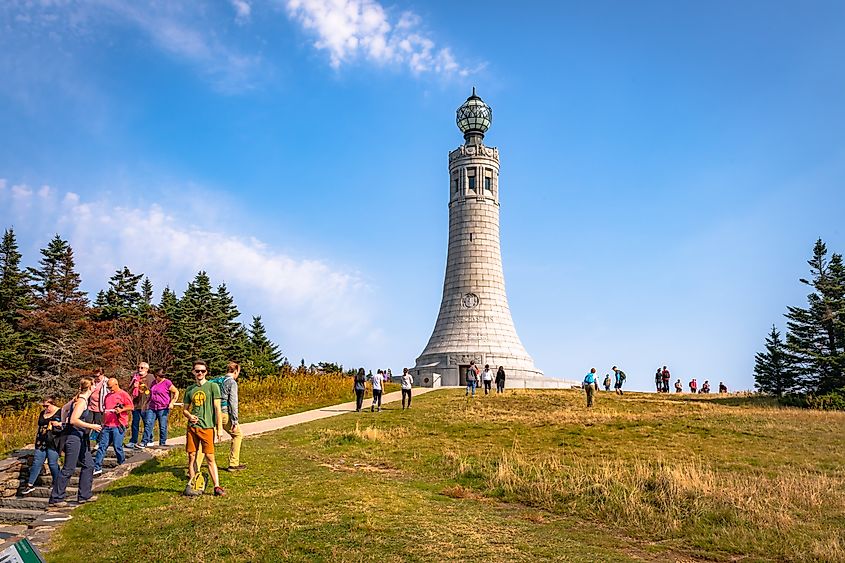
370, 370, 384, 412
481, 364, 494, 395
400, 368, 413, 410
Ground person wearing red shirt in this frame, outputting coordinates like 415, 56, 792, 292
93, 378, 133, 476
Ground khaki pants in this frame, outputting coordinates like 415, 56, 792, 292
194, 413, 243, 470
585, 384, 595, 407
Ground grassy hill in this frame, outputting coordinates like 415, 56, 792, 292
47, 389, 845, 562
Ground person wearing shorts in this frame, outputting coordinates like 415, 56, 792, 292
183, 360, 225, 497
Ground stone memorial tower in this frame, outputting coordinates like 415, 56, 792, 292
414, 89, 547, 387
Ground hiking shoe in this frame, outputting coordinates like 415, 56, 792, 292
93, 469, 103, 476
213, 486, 226, 497
126, 443, 136, 449
48, 501, 69, 508
226, 464, 247, 472
75, 495, 98, 504
22, 485, 36, 495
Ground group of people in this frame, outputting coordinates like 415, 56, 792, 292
24, 359, 246, 506
656, 367, 727, 394
464, 361, 507, 396
584, 366, 626, 407
353, 367, 415, 412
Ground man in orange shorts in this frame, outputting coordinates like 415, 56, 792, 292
183, 360, 225, 496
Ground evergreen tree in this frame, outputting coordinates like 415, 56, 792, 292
101, 266, 144, 319
247, 315, 282, 377
785, 239, 845, 393
0, 228, 30, 326
213, 283, 249, 371
0, 319, 33, 409
140, 277, 154, 313
754, 325, 801, 396
21, 236, 88, 397
27, 235, 86, 305
170, 272, 225, 385
93, 290, 108, 310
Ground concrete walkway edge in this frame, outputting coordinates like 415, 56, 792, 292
166, 387, 440, 447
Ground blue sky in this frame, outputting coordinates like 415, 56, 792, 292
1, 1, 844, 391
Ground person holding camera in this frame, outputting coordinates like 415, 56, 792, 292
93, 378, 133, 476
21, 396, 62, 495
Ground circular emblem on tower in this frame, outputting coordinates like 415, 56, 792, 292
461, 293, 480, 309
456, 87, 492, 138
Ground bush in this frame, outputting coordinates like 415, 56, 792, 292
779, 389, 845, 411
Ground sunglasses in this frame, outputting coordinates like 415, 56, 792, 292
193, 369, 207, 374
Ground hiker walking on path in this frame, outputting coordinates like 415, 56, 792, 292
401, 368, 413, 410
22, 396, 62, 495
353, 368, 366, 412
93, 378, 133, 476
481, 364, 494, 395
183, 360, 225, 497
655, 369, 663, 393
88, 368, 107, 447
370, 369, 384, 412
661, 366, 671, 393
218, 362, 245, 472
584, 368, 597, 407
495, 366, 506, 393
149, 369, 178, 446
674, 379, 683, 393
612, 366, 626, 395
49, 378, 102, 508
129, 362, 155, 449
689, 378, 697, 393
603, 373, 612, 391
465, 361, 479, 397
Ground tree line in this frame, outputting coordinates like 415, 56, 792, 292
0, 227, 285, 410
754, 239, 845, 404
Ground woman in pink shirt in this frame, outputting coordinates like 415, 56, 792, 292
149, 369, 179, 446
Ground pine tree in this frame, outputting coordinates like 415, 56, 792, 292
785, 240, 845, 393
93, 290, 108, 310
27, 235, 87, 306
140, 277, 154, 313
754, 325, 801, 396
101, 266, 144, 319
0, 319, 33, 409
170, 272, 225, 385
0, 228, 30, 326
20, 235, 89, 397
247, 315, 282, 377
212, 283, 249, 373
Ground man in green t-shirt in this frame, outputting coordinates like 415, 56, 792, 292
183, 360, 225, 497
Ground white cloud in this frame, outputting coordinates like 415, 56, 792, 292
0, 182, 382, 356
286, 0, 469, 75
2, 1, 262, 94
232, 0, 252, 23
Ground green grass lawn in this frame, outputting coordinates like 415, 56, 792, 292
48, 389, 845, 562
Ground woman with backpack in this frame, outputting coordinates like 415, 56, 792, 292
353, 368, 366, 412
49, 377, 102, 508
21, 396, 62, 495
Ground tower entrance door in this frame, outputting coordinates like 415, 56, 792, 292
459, 365, 469, 386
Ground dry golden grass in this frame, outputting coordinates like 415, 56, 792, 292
0, 404, 41, 454
442, 444, 845, 562
319, 421, 409, 445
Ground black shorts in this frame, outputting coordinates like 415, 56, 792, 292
92, 411, 104, 425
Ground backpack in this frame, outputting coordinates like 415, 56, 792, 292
619, 371, 626, 382
209, 376, 229, 407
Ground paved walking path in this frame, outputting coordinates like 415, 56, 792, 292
165, 387, 439, 447
0, 387, 441, 553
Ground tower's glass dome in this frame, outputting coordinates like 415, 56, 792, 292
456, 87, 492, 136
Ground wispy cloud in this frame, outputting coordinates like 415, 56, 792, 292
231, 0, 252, 24
0, 178, 382, 356
1, 1, 262, 94
286, 0, 470, 75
